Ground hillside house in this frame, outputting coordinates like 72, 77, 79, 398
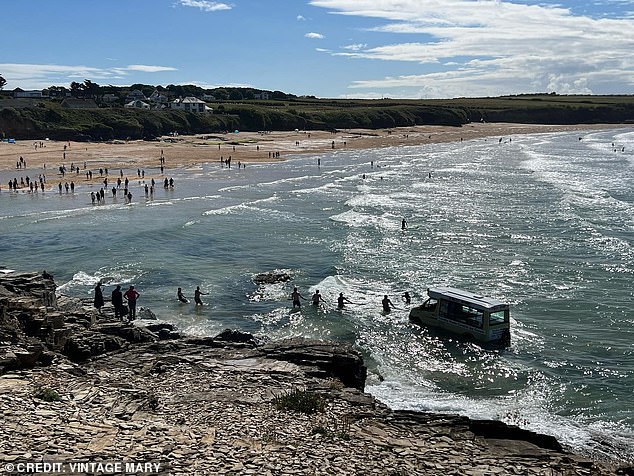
102, 93, 119, 103
126, 89, 147, 102
253, 91, 270, 100
124, 100, 150, 109
149, 89, 169, 105
13, 89, 48, 99
170, 97, 212, 113
60, 98, 98, 109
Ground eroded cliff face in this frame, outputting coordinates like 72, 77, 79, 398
0, 271, 626, 475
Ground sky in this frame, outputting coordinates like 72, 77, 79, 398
1, 0, 634, 99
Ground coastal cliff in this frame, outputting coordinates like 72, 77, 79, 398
0, 272, 629, 475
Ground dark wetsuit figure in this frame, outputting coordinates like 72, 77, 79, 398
194, 286, 206, 305
111, 285, 123, 319
382, 295, 394, 313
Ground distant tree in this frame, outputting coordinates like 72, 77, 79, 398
70, 81, 82, 97
229, 89, 243, 101
166, 84, 185, 97
212, 89, 229, 100
83, 79, 100, 99
47, 85, 69, 98
271, 90, 290, 100
100, 84, 119, 94
0, 74, 6, 90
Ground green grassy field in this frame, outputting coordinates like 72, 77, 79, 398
1, 94, 632, 140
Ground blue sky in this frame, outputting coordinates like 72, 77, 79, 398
1, 0, 633, 98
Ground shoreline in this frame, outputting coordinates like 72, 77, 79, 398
0, 271, 629, 475
0, 123, 628, 190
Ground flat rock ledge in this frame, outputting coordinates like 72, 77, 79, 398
0, 272, 631, 475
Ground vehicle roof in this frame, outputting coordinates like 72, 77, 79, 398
427, 287, 509, 311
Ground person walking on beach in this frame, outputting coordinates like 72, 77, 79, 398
194, 286, 207, 305
124, 285, 140, 320
93, 281, 104, 313
111, 285, 124, 320
291, 287, 306, 309
382, 295, 395, 313
311, 289, 325, 307
177, 287, 188, 303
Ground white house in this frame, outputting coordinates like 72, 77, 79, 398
14, 89, 48, 98
124, 100, 150, 109
170, 97, 212, 113
202, 93, 216, 101
253, 91, 270, 100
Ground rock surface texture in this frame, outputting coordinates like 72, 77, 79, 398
0, 272, 630, 475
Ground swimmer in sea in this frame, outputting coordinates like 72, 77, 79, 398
382, 295, 395, 313
311, 289, 325, 306
194, 286, 207, 305
177, 287, 188, 303
337, 292, 354, 309
291, 287, 306, 309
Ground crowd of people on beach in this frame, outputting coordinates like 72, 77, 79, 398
4, 150, 178, 205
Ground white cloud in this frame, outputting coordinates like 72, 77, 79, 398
309, 0, 634, 97
0, 63, 178, 89
305, 32, 325, 39
297, 14, 306, 21
185, 80, 254, 89
177, 0, 231, 12
126, 64, 178, 73
342, 43, 367, 51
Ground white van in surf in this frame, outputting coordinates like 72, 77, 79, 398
409, 287, 511, 346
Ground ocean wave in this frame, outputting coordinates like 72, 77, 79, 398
57, 269, 135, 292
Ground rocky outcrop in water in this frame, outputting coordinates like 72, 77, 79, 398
253, 271, 292, 284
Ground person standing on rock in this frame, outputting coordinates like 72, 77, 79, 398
93, 281, 105, 313
124, 285, 140, 320
111, 285, 124, 320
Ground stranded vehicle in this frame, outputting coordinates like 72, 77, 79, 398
409, 287, 511, 346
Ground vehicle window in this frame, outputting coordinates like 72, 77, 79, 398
489, 310, 508, 325
441, 302, 483, 328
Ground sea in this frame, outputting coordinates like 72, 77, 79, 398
1, 128, 633, 464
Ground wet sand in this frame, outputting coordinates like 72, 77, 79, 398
0, 123, 623, 189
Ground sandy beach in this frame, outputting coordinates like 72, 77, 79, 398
0, 122, 623, 189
